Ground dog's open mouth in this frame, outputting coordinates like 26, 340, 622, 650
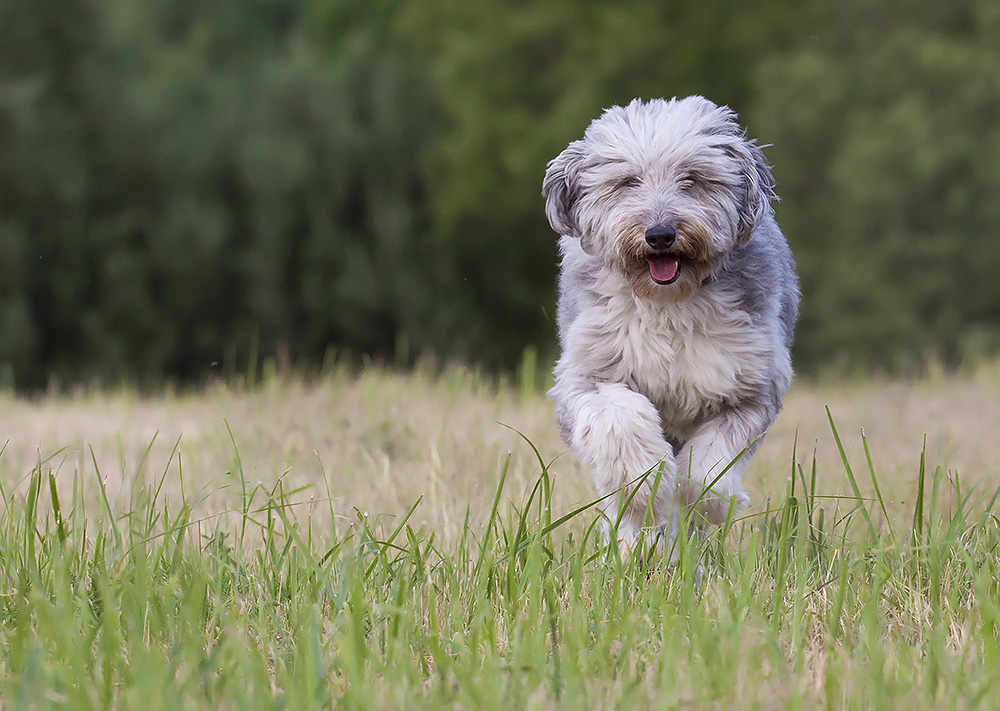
647, 253, 681, 285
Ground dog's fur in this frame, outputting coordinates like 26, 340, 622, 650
543, 96, 799, 550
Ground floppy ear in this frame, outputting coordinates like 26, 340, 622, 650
542, 141, 585, 240
732, 140, 777, 247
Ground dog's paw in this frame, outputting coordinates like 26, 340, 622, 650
570, 383, 673, 481
695, 485, 750, 526
608, 517, 676, 563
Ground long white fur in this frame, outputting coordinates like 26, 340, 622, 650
543, 96, 799, 550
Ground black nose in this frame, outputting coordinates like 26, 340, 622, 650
644, 224, 676, 252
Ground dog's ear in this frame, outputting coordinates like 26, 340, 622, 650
732, 140, 777, 247
542, 141, 585, 241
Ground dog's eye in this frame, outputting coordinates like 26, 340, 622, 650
678, 173, 697, 190
618, 176, 641, 190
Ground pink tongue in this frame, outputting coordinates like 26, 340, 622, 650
647, 254, 679, 282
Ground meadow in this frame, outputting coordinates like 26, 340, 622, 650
2, 363, 1000, 709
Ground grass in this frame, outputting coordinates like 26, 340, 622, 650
2, 364, 1000, 709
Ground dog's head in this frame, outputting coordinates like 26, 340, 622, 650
543, 96, 776, 302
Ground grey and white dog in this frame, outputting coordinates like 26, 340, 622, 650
543, 96, 798, 551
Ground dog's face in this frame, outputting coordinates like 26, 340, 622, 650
543, 96, 776, 302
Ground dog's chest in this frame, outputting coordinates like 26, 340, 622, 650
608, 294, 769, 420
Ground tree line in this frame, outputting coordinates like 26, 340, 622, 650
1, 0, 997, 388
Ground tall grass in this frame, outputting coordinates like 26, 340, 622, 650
1, 410, 998, 710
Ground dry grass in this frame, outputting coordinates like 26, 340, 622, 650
2, 362, 999, 538
3, 364, 1000, 709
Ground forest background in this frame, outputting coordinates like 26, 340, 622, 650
2, 0, 999, 389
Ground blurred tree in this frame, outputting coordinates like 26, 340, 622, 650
751, 0, 1000, 373
396, 0, 808, 367
0, 0, 441, 386
0, 0, 100, 384
3, 0, 997, 388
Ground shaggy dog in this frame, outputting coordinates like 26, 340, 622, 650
543, 96, 798, 551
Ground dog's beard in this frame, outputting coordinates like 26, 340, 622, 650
612, 218, 721, 303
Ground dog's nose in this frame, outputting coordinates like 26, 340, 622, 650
644, 224, 676, 251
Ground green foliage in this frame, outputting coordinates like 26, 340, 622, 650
1, 0, 999, 386
751, 0, 1000, 373
0, 0, 443, 387
3, 422, 1000, 707
397, 0, 805, 367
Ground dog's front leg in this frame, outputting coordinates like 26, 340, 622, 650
677, 408, 769, 525
551, 380, 677, 549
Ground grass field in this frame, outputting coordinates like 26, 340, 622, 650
2, 364, 1000, 709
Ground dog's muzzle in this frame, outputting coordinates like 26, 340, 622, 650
645, 224, 681, 284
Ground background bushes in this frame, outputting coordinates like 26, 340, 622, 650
1, 0, 997, 388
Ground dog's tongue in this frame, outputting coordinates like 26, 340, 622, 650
647, 254, 680, 283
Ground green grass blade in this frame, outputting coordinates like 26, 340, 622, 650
912, 436, 927, 546
48, 471, 66, 544
826, 407, 877, 540
861, 428, 893, 538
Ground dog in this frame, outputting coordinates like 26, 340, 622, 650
543, 96, 798, 552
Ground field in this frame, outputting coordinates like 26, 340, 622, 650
2, 364, 1000, 709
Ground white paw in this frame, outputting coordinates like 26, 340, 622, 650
570, 383, 674, 484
